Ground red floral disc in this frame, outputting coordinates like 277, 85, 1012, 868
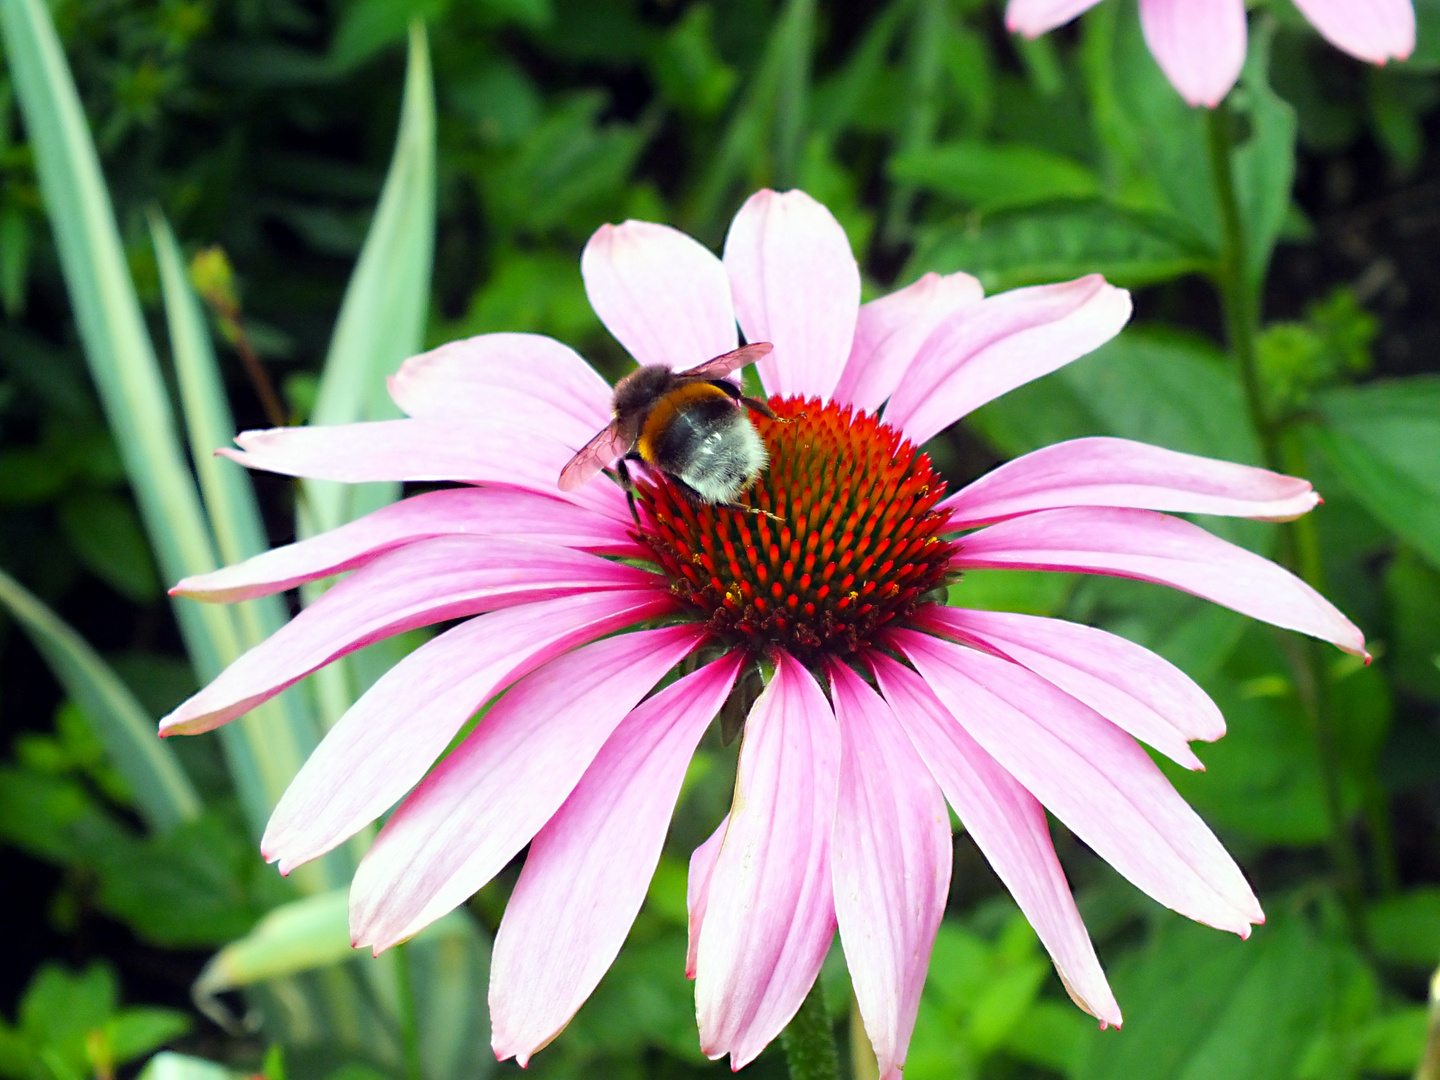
633, 396, 957, 663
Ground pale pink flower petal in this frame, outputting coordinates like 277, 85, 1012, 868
261, 590, 678, 873
1292, 0, 1415, 63
581, 221, 739, 370
172, 488, 641, 602
222, 420, 628, 520
723, 189, 861, 402
159, 537, 656, 735
1139, 0, 1247, 108
882, 276, 1132, 446
695, 652, 840, 1069
686, 816, 728, 979
953, 507, 1368, 656
832, 271, 984, 415
914, 606, 1222, 769
490, 652, 743, 1065
349, 624, 706, 951
387, 332, 612, 446
1006, 0, 1105, 36
890, 628, 1264, 935
940, 436, 1320, 528
869, 653, 1120, 1026
827, 661, 951, 1080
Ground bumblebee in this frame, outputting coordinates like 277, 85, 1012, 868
558, 343, 780, 516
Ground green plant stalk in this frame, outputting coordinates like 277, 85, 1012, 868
1206, 103, 1367, 937
391, 943, 423, 1080
780, 980, 840, 1080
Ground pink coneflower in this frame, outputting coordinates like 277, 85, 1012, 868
1007, 0, 1416, 108
162, 189, 1364, 1077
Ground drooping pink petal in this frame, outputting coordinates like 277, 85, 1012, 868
172, 488, 642, 602
939, 437, 1320, 528
1292, 0, 1415, 63
581, 221, 738, 371
687, 816, 728, 979
1005, 0, 1105, 36
832, 271, 984, 415
827, 661, 951, 1080
881, 276, 1132, 446
387, 333, 613, 447
221, 419, 628, 520
869, 653, 1120, 1026
1139, 0, 1247, 108
889, 629, 1264, 935
722, 189, 861, 402
159, 537, 657, 735
695, 651, 840, 1069
490, 652, 742, 1065
349, 624, 706, 951
953, 507, 1368, 656
913, 606, 1221, 769
261, 589, 679, 873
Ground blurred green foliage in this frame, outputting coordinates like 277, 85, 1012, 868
1, 0, 1440, 1077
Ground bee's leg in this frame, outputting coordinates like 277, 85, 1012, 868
739, 395, 787, 422
615, 454, 643, 526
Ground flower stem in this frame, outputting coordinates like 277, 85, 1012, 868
780, 979, 841, 1080
1204, 103, 1368, 942
392, 942, 424, 1080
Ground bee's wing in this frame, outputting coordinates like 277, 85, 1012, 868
677, 342, 773, 381
558, 422, 632, 492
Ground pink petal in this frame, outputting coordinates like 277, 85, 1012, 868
1139, 0, 1247, 107
1291, 0, 1415, 63
832, 271, 984, 415
695, 651, 840, 1068
939, 437, 1320, 528
882, 276, 1132, 446
889, 629, 1264, 935
261, 590, 678, 874
172, 488, 642, 602
387, 332, 613, 447
349, 624, 706, 951
490, 652, 742, 1065
913, 606, 1222, 769
159, 537, 657, 735
723, 189, 861, 402
222, 419, 628, 520
1005, 0, 1105, 35
827, 661, 951, 1080
686, 816, 728, 979
869, 653, 1120, 1026
581, 221, 738, 370
953, 507, 1368, 656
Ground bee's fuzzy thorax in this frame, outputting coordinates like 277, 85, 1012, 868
633, 396, 956, 663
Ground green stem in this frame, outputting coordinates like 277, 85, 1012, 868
1205, 104, 1369, 940
392, 943, 423, 1080
780, 979, 841, 1080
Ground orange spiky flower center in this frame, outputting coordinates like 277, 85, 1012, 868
633, 396, 957, 663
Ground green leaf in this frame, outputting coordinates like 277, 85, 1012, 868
0, 0, 320, 836
305, 21, 435, 537
137, 1053, 240, 1080
1231, 20, 1299, 287
1367, 887, 1440, 969
906, 200, 1209, 293
891, 141, 1099, 213
95, 809, 291, 947
1385, 548, 1440, 701
330, 0, 450, 72
1309, 377, 1440, 571
56, 491, 161, 603
103, 1011, 192, 1066
0, 568, 200, 832
1075, 916, 1349, 1080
